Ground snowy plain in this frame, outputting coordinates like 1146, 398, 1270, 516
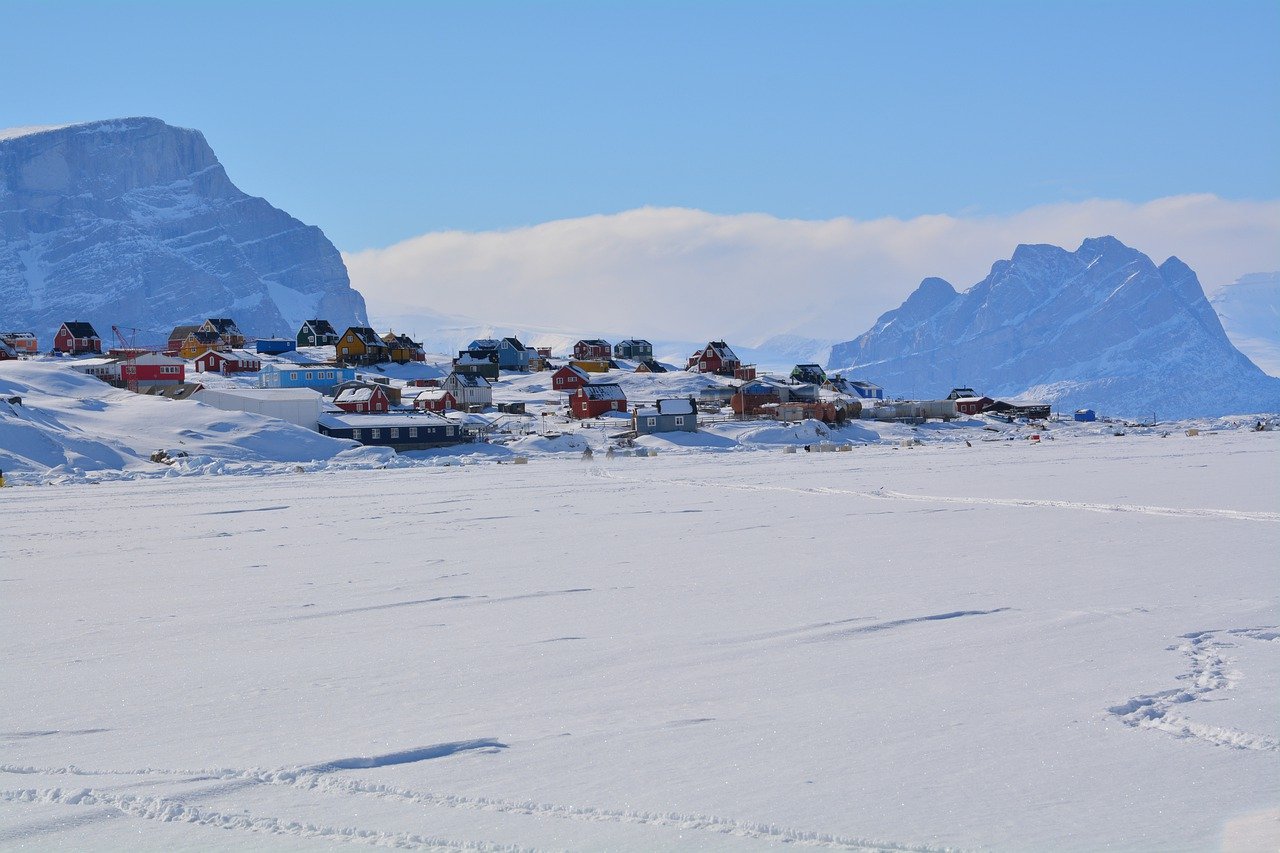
2, 426, 1278, 851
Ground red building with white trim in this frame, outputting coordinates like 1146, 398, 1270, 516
120, 353, 186, 387
53, 322, 102, 354
194, 349, 262, 374
335, 384, 390, 413
573, 339, 612, 361
551, 364, 590, 392
571, 383, 627, 418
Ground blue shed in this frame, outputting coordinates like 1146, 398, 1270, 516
256, 338, 297, 355
1074, 408, 1096, 422
259, 363, 356, 392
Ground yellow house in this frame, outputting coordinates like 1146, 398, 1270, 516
571, 359, 610, 373
179, 331, 227, 359
337, 327, 390, 365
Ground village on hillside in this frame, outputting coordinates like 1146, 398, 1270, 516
1, 318, 1081, 457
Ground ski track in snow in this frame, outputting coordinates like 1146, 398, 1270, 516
0, 758, 961, 852
592, 468, 1280, 523
1107, 627, 1280, 752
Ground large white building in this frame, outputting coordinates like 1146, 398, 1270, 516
194, 387, 323, 429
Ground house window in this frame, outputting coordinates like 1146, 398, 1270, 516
290, 372, 298, 380
352, 429, 362, 439
446, 426, 455, 436
390, 428, 399, 439
371, 428, 381, 439
408, 427, 418, 438
674, 416, 685, 426
341, 346, 349, 355
647, 417, 657, 427
305, 372, 312, 380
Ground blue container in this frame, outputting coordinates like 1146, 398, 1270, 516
256, 338, 297, 355
1074, 408, 1096, 422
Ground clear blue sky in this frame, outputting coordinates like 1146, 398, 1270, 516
4, 1, 1277, 251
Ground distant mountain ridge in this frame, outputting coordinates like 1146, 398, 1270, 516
827, 237, 1280, 418
1211, 272, 1280, 378
0, 117, 367, 346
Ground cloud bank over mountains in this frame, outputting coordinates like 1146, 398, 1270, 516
345, 194, 1280, 343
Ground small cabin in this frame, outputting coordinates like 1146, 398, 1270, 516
1074, 408, 1097, 422
297, 319, 340, 347
614, 339, 653, 361
552, 364, 591, 392
574, 339, 612, 361
633, 398, 697, 435
413, 388, 457, 413
0, 331, 39, 354
194, 349, 262, 374
687, 341, 740, 376
334, 383, 390, 413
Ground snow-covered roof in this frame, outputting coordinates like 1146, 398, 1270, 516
414, 389, 452, 401
579, 383, 626, 401
335, 386, 381, 403
953, 396, 989, 404
447, 372, 491, 388
656, 398, 694, 415
197, 388, 321, 402
319, 412, 451, 429
556, 364, 590, 381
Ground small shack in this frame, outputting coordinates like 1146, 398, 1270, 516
633, 398, 697, 434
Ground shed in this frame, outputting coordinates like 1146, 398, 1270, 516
256, 338, 298, 355
571, 383, 627, 418
1074, 408, 1096, 422
194, 388, 323, 429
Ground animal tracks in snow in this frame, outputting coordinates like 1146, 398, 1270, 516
0, 752, 960, 852
1107, 627, 1279, 752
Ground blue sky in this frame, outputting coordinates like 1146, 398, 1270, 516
5, 1, 1278, 252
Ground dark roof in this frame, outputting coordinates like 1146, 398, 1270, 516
446, 372, 491, 388
502, 336, 527, 350
577, 339, 610, 347
204, 318, 240, 334
636, 359, 668, 373
169, 324, 199, 340
302, 319, 337, 336
62, 322, 99, 338
578, 383, 626, 401
343, 327, 387, 346
618, 338, 651, 347
188, 330, 221, 344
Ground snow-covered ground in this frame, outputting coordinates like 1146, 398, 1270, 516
2, 428, 1278, 851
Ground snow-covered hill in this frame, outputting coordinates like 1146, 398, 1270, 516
0, 118, 367, 346
827, 237, 1280, 418
1212, 271, 1280, 377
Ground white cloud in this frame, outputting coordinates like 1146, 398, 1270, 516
343, 194, 1280, 343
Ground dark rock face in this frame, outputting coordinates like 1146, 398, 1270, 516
828, 237, 1280, 418
0, 118, 367, 345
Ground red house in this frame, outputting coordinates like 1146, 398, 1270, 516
413, 388, 457, 412
54, 322, 102, 355
573, 339, 611, 361
551, 364, 590, 392
335, 384, 390, 413
120, 353, 186, 387
571, 383, 627, 419
194, 349, 262, 374
687, 340, 740, 376
0, 340, 17, 360
953, 396, 994, 416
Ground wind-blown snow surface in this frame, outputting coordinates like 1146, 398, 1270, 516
1212, 272, 1280, 377
0, 118, 367, 345
2, 436, 1277, 850
828, 237, 1280, 418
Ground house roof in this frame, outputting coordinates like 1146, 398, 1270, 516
0, 341, 17, 357
578, 383, 626, 401
61, 322, 99, 338
635, 359, 668, 373
335, 386, 385, 404
446, 372, 491, 388
656, 398, 694, 415
501, 336, 527, 350
618, 338, 651, 347
261, 363, 348, 373
794, 363, 824, 371
414, 389, 453, 402
186, 330, 222, 344
168, 324, 199, 341
468, 338, 501, 350
705, 340, 738, 361
204, 318, 241, 334
319, 412, 451, 429
576, 338, 610, 347
0, 331, 36, 340
555, 364, 590, 381
302, 319, 337, 336
343, 327, 387, 346
197, 387, 321, 402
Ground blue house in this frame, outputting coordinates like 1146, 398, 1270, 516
826, 375, 884, 400
466, 337, 530, 372
1074, 408, 1096, 422
259, 363, 356, 393
256, 338, 297, 355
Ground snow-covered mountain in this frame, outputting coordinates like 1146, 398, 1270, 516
827, 237, 1280, 418
0, 118, 366, 346
1211, 272, 1280, 377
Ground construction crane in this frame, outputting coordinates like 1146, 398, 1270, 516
111, 326, 145, 391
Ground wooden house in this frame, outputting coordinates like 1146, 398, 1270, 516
634, 359, 669, 373
336, 327, 390, 365
614, 339, 653, 361
791, 364, 827, 385
201, 318, 245, 348
953, 395, 994, 416
297, 319, 340, 347
571, 359, 610, 374
552, 364, 591, 392
194, 349, 262, 374
120, 353, 185, 387
166, 325, 199, 355
633, 398, 697, 435
442, 371, 493, 410
179, 330, 227, 359
317, 412, 466, 450
687, 340, 740, 376
259, 364, 355, 392
465, 337, 530, 371
333, 379, 401, 405
947, 387, 980, 400
574, 339, 612, 361
0, 332, 38, 354
413, 388, 457, 412
53, 322, 102, 354
571, 383, 627, 419
334, 383, 390, 413
454, 350, 501, 380
382, 331, 426, 363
